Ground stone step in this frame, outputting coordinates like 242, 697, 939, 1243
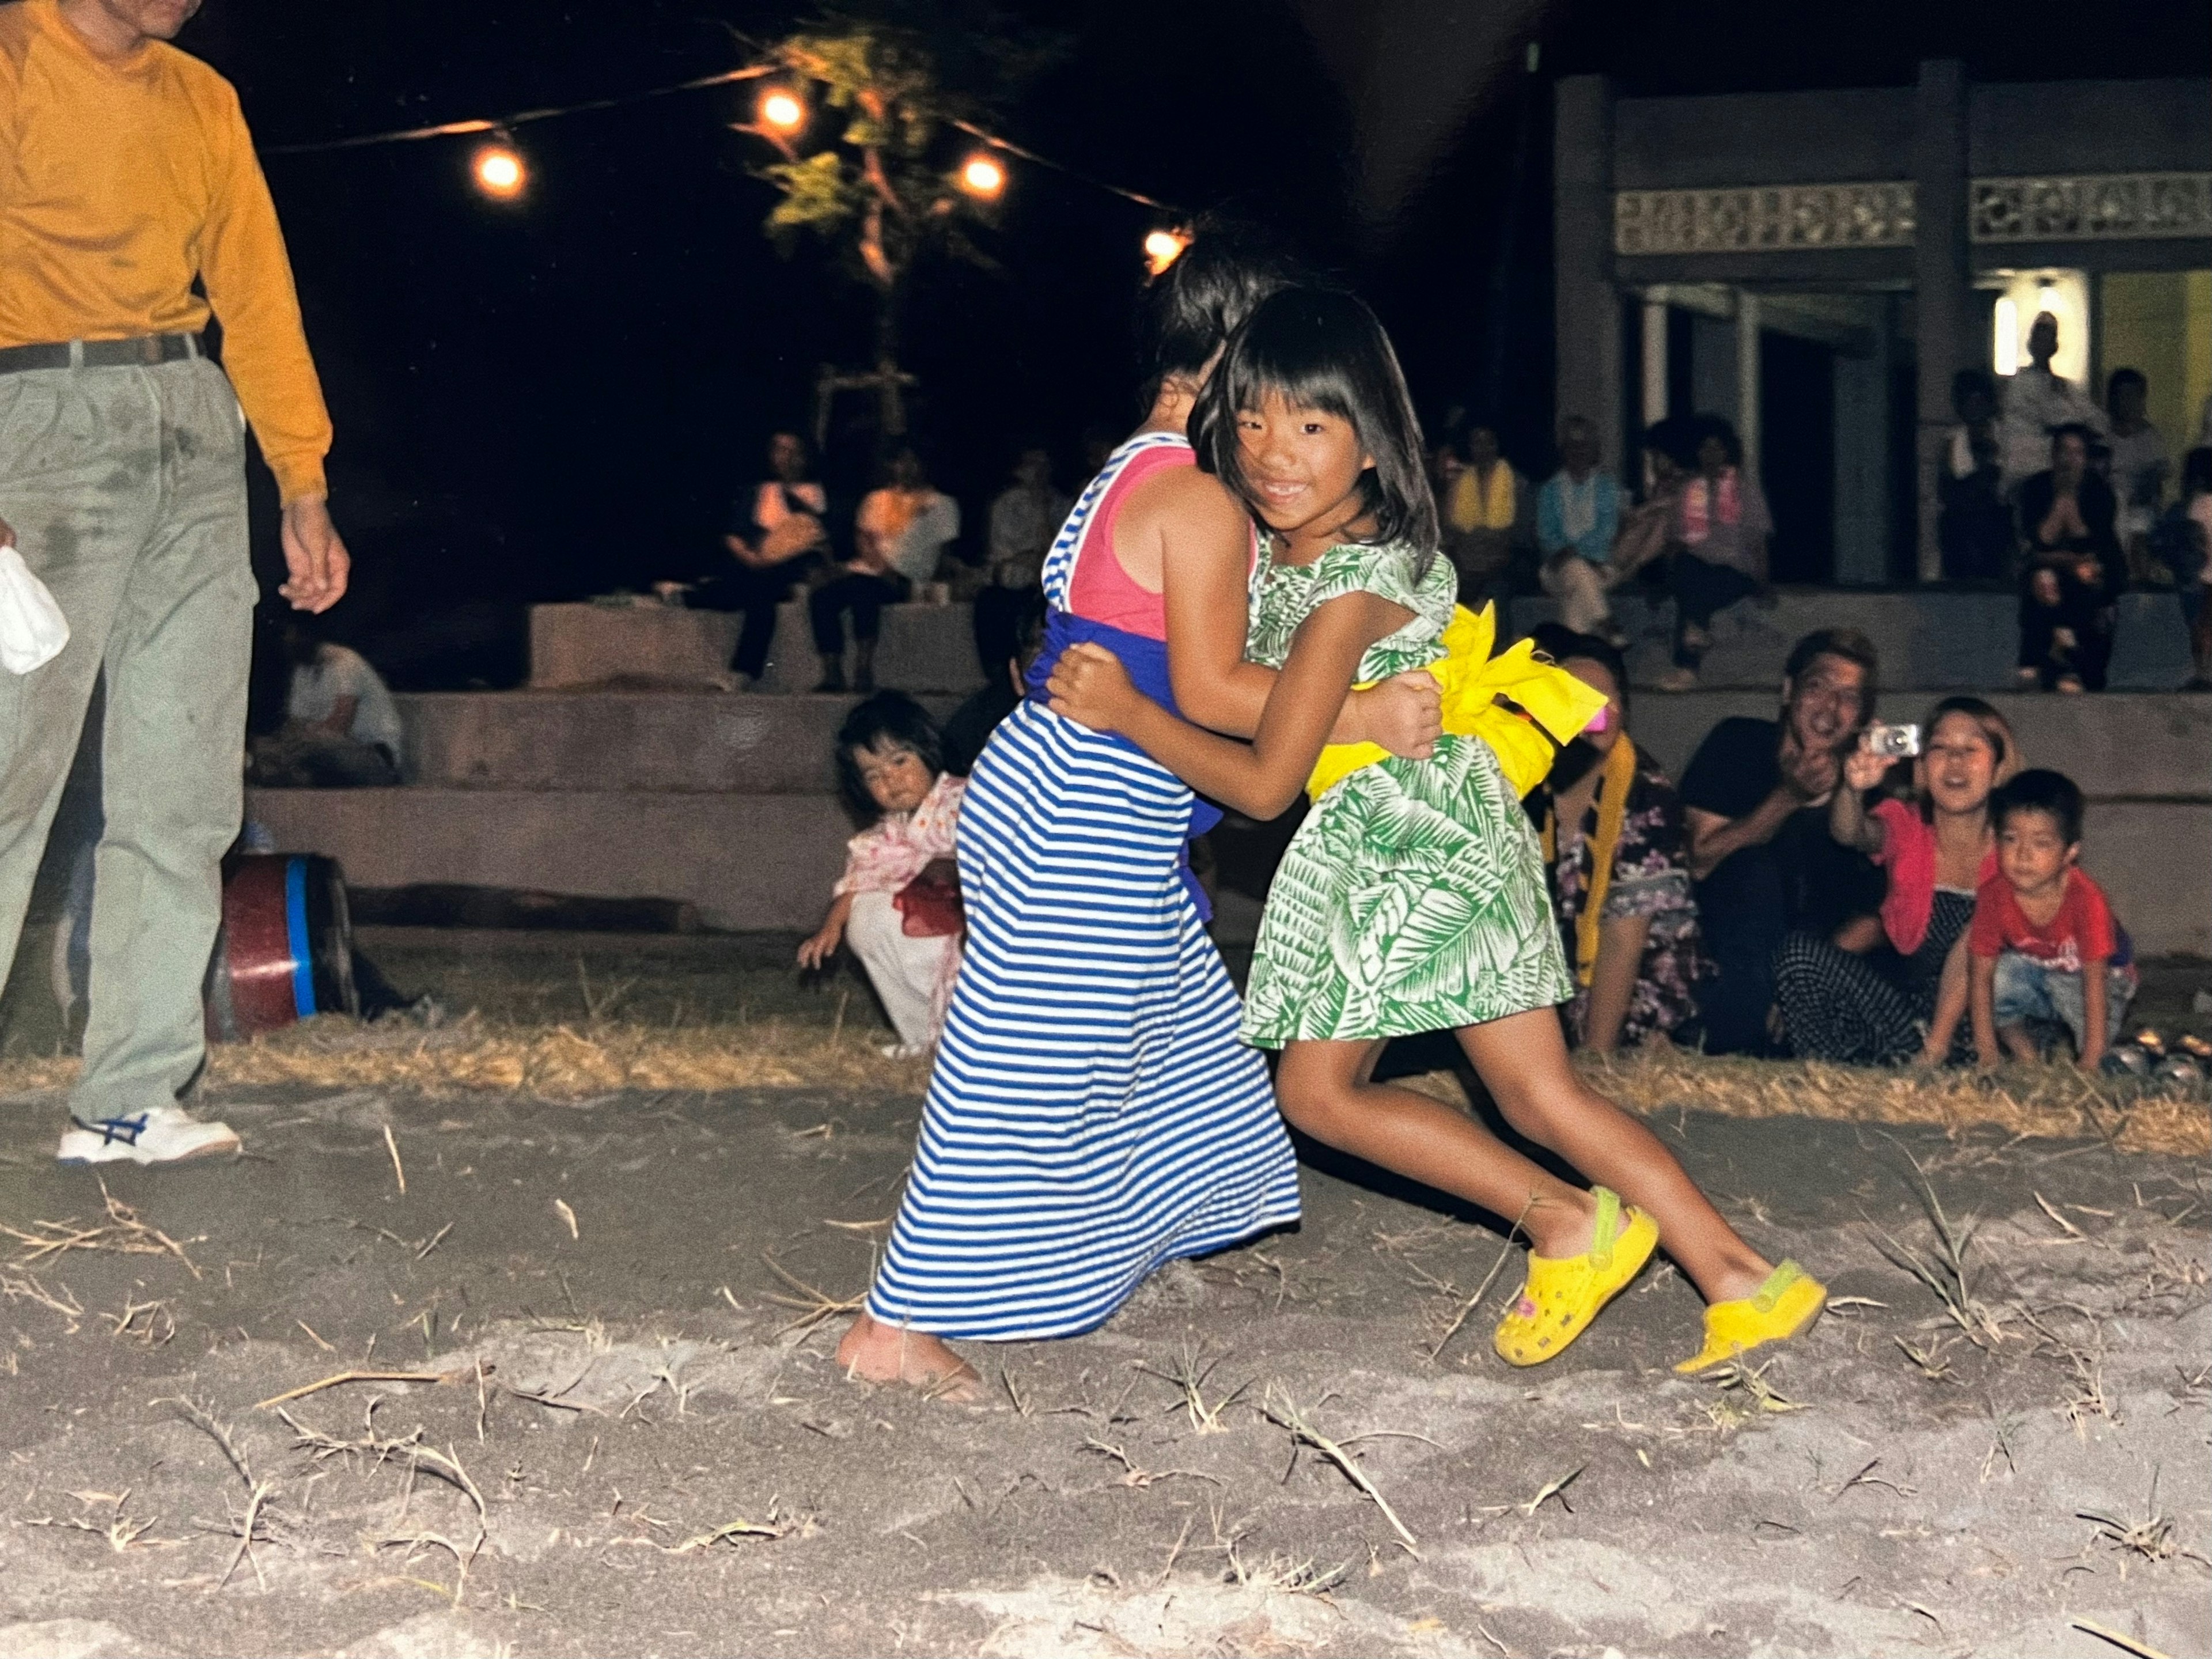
248, 787, 855, 933
385, 686, 2209, 804
1506, 588, 2195, 691
245, 786, 2211, 956
529, 600, 986, 695
402, 689, 969, 795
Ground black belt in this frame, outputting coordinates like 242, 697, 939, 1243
0, 332, 203, 374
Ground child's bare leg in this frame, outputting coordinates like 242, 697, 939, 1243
834, 1310, 980, 1402
1998, 1022, 2039, 1063
1455, 1008, 1770, 1304
1273, 1039, 1596, 1257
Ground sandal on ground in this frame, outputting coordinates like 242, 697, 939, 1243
1673, 1259, 1828, 1374
1493, 1187, 1658, 1366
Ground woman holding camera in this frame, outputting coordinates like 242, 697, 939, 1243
1772, 698, 2017, 1065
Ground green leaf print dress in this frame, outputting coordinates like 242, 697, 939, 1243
1238, 541, 1575, 1047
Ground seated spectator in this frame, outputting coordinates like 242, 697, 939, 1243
1656, 415, 1771, 692
975, 444, 1067, 680
2150, 446, 2212, 690
797, 693, 967, 1059
2105, 367, 2171, 584
695, 431, 830, 692
1679, 628, 1884, 1054
1938, 370, 2015, 582
1438, 418, 1529, 608
2016, 423, 2123, 692
1997, 312, 2107, 496
810, 446, 960, 695
249, 622, 403, 787
1535, 416, 1626, 645
1774, 698, 2016, 1066
1606, 415, 1694, 588
1969, 769, 2135, 1070
1525, 626, 1706, 1052
942, 594, 1045, 777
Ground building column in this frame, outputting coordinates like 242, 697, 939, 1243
1735, 289, 1762, 482
1914, 59, 1972, 582
1641, 300, 1668, 426
1554, 75, 1620, 468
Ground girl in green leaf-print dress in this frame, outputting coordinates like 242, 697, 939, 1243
1048, 287, 1826, 1376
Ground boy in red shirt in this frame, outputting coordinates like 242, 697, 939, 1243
1968, 770, 2136, 1069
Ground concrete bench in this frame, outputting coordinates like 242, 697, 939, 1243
1506, 588, 2195, 692
528, 601, 986, 695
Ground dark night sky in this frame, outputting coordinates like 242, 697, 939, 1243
175, 0, 2203, 679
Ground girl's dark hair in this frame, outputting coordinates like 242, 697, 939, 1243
1528, 623, 1630, 718
1640, 414, 1698, 471
1694, 413, 1743, 468
834, 691, 941, 821
1191, 286, 1440, 567
1138, 216, 1305, 399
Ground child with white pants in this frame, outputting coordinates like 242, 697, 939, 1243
798, 694, 965, 1058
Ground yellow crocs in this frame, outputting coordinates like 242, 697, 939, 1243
1674, 1260, 1827, 1374
1493, 1187, 1658, 1366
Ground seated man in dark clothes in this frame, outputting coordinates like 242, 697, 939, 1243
1678, 628, 1885, 1054
694, 431, 831, 691
941, 594, 1046, 777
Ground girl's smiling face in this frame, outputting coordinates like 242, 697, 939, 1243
1236, 392, 1374, 545
1921, 711, 2000, 817
853, 740, 934, 815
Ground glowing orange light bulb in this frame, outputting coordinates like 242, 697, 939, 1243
759, 89, 806, 135
1143, 228, 1190, 275
959, 153, 1006, 200
472, 143, 525, 199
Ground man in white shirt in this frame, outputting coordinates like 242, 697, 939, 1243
251, 623, 403, 786
1998, 312, 2107, 494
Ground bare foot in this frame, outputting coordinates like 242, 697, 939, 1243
834, 1310, 981, 1402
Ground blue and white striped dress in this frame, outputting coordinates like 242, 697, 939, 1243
865, 434, 1301, 1340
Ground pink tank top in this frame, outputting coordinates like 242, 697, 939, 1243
1064, 442, 1191, 641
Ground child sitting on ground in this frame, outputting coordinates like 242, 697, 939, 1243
1969, 768, 2135, 1071
798, 693, 966, 1059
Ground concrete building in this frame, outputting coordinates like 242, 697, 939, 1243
1555, 65, 2212, 583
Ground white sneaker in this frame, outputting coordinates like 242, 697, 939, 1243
877, 1040, 929, 1060
58, 1105, 241, 1166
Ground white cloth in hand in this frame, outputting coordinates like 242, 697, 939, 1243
0, 547, 67, 673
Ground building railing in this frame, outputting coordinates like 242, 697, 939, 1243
1614, 173, 2212, 255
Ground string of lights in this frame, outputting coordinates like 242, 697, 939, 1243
257, 60, 1191, 266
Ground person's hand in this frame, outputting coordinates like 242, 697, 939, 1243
279, 495, 351, 613
1046, 641, 1141, 733
796, 918, 844, 971
1778, 729, 1839, 802
0, 512, 14, 551
1357, 671, 1442, 760
1842, 745, 1891, 793
2072, 558, 2101, 589
2052, 626, 2077, 651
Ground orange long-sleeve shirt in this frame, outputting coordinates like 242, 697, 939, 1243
0, 0, 331, 502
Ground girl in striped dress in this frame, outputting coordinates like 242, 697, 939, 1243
1050, 288, 1825, 1373
836, 233, 1444, 1395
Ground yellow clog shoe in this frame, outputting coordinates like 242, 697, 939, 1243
1493, 1187, 1657, 1367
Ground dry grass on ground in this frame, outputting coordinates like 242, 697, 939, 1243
1, 1011, 2200, 1157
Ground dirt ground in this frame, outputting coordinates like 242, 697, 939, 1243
1, 935, 2207, 1659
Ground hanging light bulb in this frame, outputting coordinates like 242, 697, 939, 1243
958, 152, 1006, 200
472, 141, 526, 200
759, 87, 808, 135
1143, 227, 1190, 276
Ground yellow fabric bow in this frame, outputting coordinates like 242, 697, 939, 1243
1303, 602, 1609, 805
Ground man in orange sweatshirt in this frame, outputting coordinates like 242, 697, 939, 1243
0, 0, 349, 1164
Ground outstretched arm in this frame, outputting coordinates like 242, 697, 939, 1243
1141, 468, 1439, 756
1050, 591, 1403, 821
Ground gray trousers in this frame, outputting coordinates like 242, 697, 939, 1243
0, 355, 256, 1119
